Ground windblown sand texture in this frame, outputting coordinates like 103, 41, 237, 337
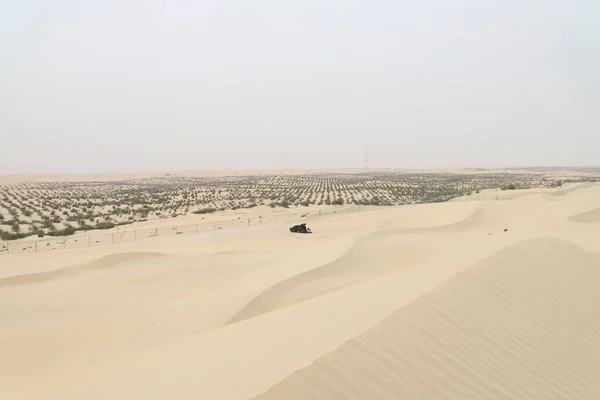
1, 183, 600, 400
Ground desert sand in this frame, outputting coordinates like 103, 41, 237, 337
1, 183, 600, 399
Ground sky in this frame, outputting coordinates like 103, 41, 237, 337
1, 0, 599, 174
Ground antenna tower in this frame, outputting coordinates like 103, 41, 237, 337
364, 143, 369, 169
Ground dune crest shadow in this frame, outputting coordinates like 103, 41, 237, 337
228, 231, 429, 325
567, 208, 600, 224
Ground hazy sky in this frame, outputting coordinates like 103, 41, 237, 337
1, 1, 599, 174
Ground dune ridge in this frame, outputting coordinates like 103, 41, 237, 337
568, 208, 600, 224
0, 252, 165, 288
228, 233, 429, 324
253, 238, 600, 400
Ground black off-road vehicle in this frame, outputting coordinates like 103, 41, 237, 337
289, 223, 312, 234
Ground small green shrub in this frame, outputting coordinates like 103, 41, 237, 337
47, 226, 77, 237
10, 222, 20, 232
193, 207, 217, 214
0, 229, 32, 241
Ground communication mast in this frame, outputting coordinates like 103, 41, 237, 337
364, 143, 369, 169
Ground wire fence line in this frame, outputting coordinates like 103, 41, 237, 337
0, 205, 379, 255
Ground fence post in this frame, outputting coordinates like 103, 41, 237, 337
155, 228, 158, 237
35, 240, 38, 253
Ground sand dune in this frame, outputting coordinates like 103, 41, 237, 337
1, 183, 600, 399
253, 238, 600, 399
411, 195, 555, 233
568, 208, 600, 224
0, 252, 165, 288
229, 233, 429, 324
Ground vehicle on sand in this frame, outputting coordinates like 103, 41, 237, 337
289, 223, 312, 234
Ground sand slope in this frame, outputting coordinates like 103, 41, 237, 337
229, 233, 429, 324
0, 252, 165, 288
254, 238, 600, 399
1, 183, 600, 399
568, 208, 600, 224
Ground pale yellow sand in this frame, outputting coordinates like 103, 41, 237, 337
1, 184, 599, 399
254, 238, 600, 400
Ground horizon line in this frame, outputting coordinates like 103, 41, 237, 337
2, 165, 600, 178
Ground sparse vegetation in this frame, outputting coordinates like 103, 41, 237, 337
0, 168, 598, 242
192, 207, 217, 215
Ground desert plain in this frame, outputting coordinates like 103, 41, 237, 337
1, 168, 600, 399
